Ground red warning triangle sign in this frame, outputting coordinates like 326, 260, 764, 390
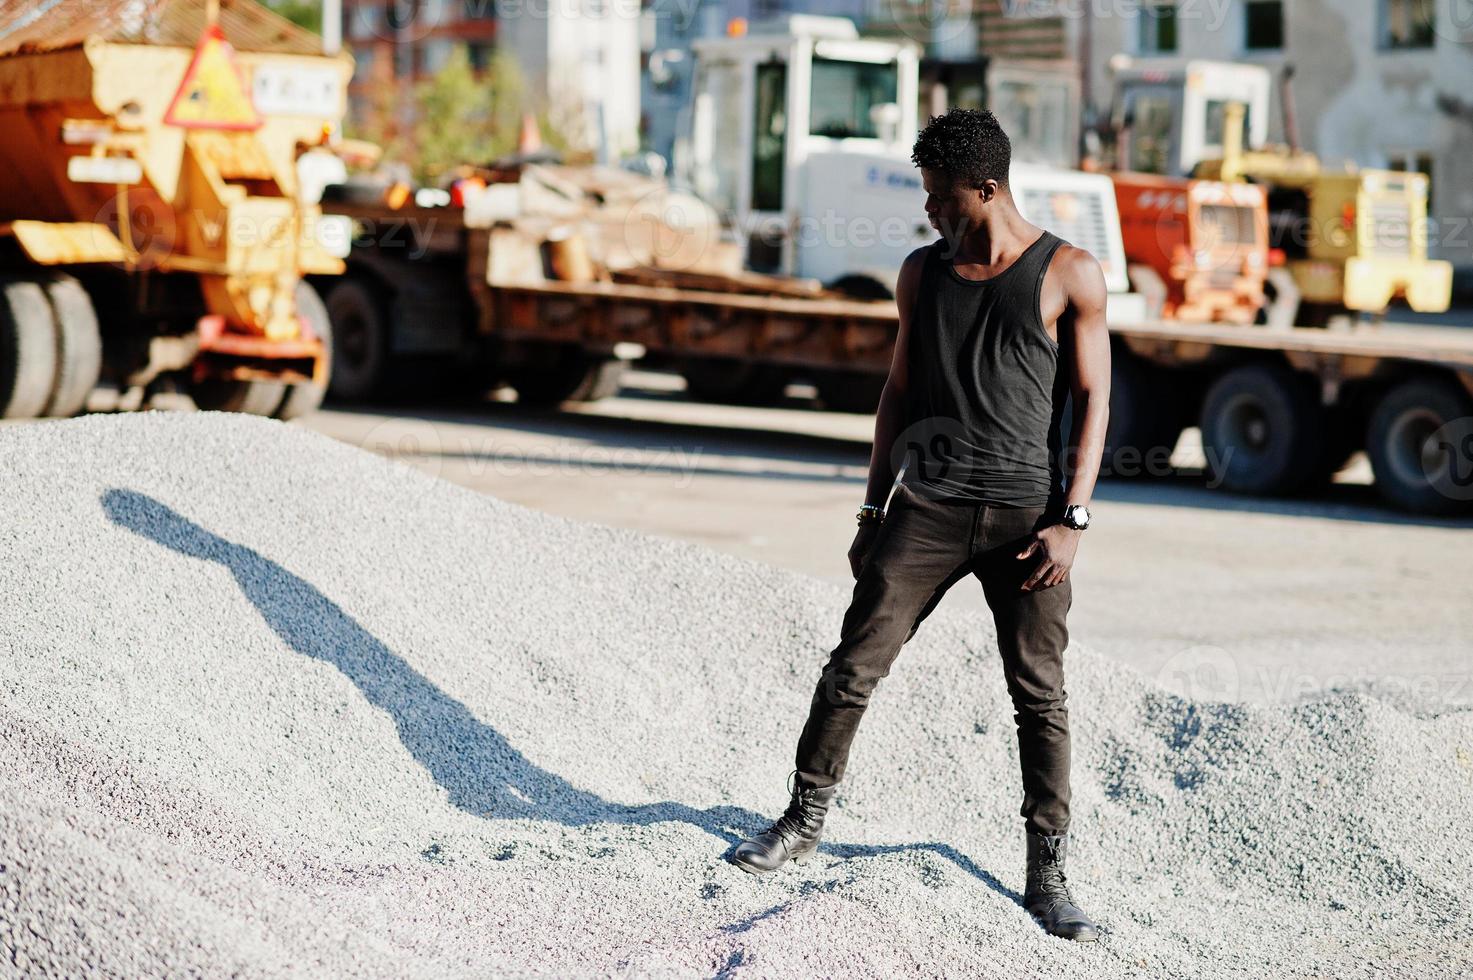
165, 25, 263, 131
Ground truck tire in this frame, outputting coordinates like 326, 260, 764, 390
1200, 362, 1325, 495
825, 274, 894, 301
192, 378, 289, 416
816, 370, 886, 414
40, 272, 102, 418
0, 275, 59, 420
275, 281, 332, 421
1102, 346, 1180, 478
681, 357, 787, 406
325, 279, 389, 402
510, 354, 625, 406
1366, 377, 1473, 515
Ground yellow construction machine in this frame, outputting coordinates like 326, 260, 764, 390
0, 0, 352, 418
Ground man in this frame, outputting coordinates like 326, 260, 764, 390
730, 108, 1111, 944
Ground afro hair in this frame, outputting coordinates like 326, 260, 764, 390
910, 108, 1012, 190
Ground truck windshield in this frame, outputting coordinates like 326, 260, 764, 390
810, 57, 899, 139
1198, 204, 1258, 247
1118, 85, 1177, 175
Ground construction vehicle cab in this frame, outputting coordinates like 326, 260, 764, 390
919, 57, 1082, 169
1111, 58, 1451, 323
1112, 172, 1269, 324
685, 15, 1134, 309
685, 15, 924, 297
1110, 59, 1271, 178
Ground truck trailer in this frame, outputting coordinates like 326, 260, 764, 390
0, 0, 350, 420
320, 193, 1473, 516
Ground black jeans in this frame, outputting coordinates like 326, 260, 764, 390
794, 480, 1074, 836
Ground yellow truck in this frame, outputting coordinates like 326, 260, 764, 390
0, 0, 351, 419
1110, 59, 1453, 327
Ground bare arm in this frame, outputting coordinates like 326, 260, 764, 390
1018, 246, 1111, 591
862, 247, 927, 509
846, 247, 926, 579
1060, 249, 1112, 512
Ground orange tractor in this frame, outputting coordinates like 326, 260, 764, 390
1112, 172, 1269, 325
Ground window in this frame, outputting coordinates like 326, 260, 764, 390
1119, 85, 1178, 174
1244, 0, 1283, 50
809, 58, 899, 139
1204, 99, 1254, 151
1138, 1, 1178, 54
1381, 0, 1436, 49
751, 61, 787, 211
1387, 149, 1435, 212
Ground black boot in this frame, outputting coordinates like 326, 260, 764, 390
1023, 832, 1100, 942
731, 772, 837, 874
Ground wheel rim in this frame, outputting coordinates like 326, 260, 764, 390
1385, 406, 1444, 490
337, 310, 370, 372
1220, 392, 1272, 456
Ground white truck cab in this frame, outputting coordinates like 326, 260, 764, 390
1110, 59, 1272, 177
685, 15, 924, 296
682, 15, 1140, 316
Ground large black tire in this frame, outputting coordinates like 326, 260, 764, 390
275, 280, 332, 420
509, 353, 626, 406
816, 370, 886, 414
192, 377, 289, 416
0, 275, 59, 420
1101, 345, 1182, 478
1200, 362, 1326, 495
1366, 376, 1473, 515
40, 272, 102, 418
681, 357, 787, 406
325, 279, 389, 402
824, 274, 895, 301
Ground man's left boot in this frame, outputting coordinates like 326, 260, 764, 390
1023, 831, 1100, 942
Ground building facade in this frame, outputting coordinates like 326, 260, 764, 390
1065, 0, 1473, 267
342, 0, 641, 161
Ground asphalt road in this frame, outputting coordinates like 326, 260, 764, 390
301, 370, 1473, 708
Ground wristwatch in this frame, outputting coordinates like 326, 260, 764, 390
1060, 504, 1091, 530
856, 503, 885, 526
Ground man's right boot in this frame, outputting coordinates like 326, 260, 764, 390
1023, 831, 1100, 942
731, 773, 838, 874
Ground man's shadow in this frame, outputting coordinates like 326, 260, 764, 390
100, 489, 1020, 904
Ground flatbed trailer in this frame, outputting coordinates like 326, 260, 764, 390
321, 200, 1473, 516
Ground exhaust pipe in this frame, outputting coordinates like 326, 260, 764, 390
1280, 64, 1300, 154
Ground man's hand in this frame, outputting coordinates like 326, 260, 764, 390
1016, 524, 1082, 591
848, 523, 883, 579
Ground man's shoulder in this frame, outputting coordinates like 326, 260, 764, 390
1044, 241, 1107, 304
896, 242, 936, 300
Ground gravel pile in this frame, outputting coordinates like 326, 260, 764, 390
1, 412, 1468, 978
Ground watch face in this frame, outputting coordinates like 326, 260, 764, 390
1067, 505, 1090, 528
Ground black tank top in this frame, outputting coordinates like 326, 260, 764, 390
900, 230, 1070, 508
